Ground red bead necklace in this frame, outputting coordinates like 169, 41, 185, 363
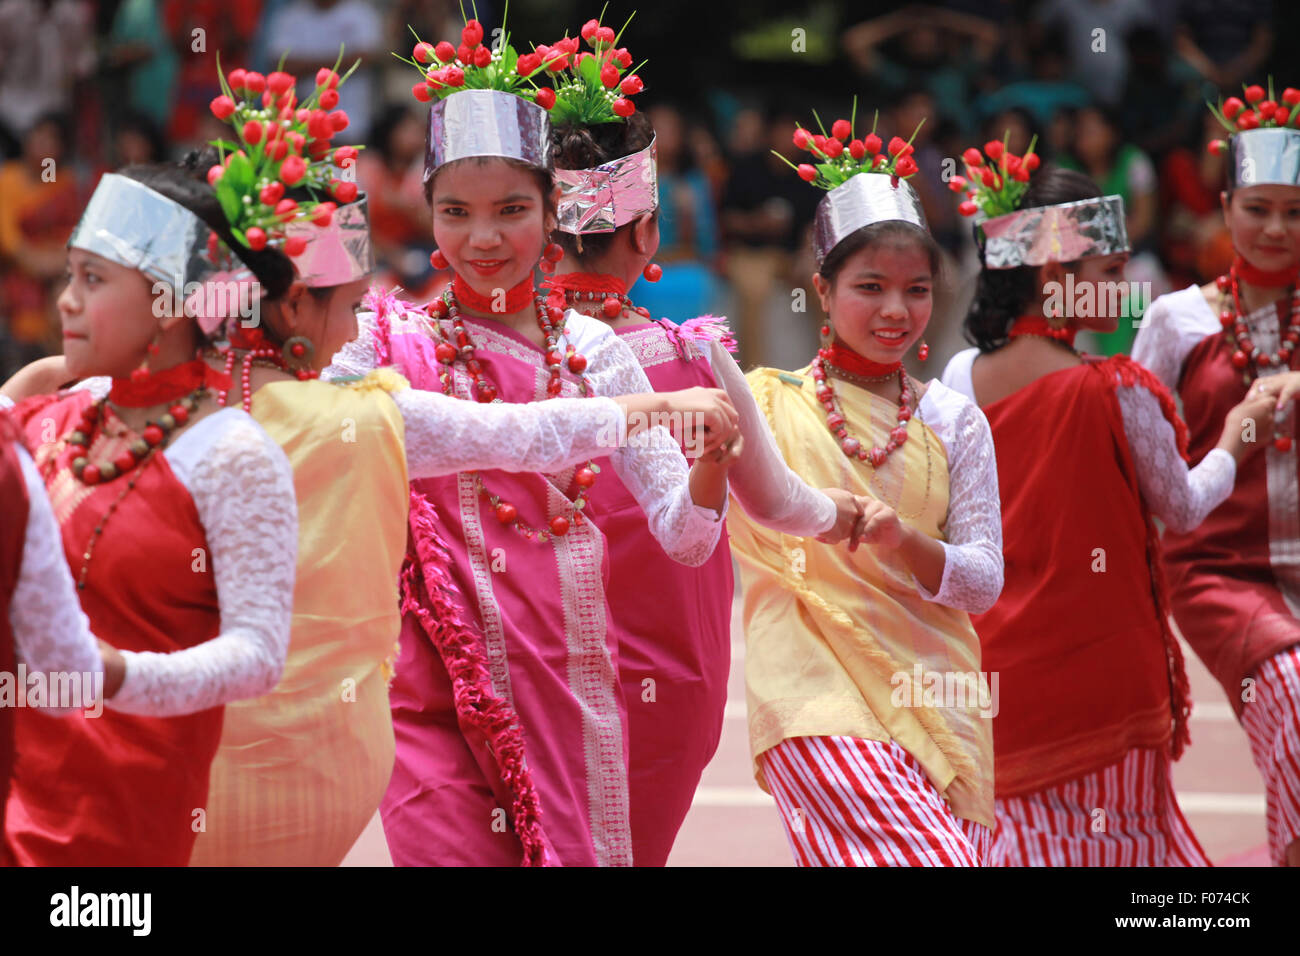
212, 328, 319, 412
542, 273, 651, 321
1215, 264, 1300, 451
1008, 314, 1078, 349
424, 284, 600, 542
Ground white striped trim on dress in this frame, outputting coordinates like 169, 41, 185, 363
990, 747, 1210, 866
760, 735, 989, 867
1241, 644, 1300, 866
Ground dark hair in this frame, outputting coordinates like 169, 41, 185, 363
549, 112, 657, 260
370, 103, 417, 164
123, 148, 298, 302
113, 110, 167, 164
964, 165, 1101, 352
818, 220, 943, 287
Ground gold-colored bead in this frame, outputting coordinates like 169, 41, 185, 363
160, 413, 176, 429
99, 463, 117, 481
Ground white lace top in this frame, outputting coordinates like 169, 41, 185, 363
9, 443, 104, 714
942, 347, 1236, 534
5, 388, 298, 717
1130, 284, 1222, 393
325, 307, 726, 566
912, 379, 1004, 614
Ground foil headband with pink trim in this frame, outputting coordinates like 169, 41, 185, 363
555, 138, 658, 234
977, 195, 1129, 270
283, 196, 374, 287
813, 174, 928, 266
424, 88, 553, 181
1230, 127, 1300, 187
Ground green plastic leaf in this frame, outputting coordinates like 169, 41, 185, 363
578, 52, 602, 87
226, 152, 254, 192
215, 178, 241, 225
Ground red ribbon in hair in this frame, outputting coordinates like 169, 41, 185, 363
1233, 255, 1300, 289
451, 274, 536, 315
109, 359, 232, 408
1008, 314, 1077, 348
822, 341, 901, 377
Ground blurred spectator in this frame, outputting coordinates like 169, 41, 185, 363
358, 103, 433, 290
1119, 24, 1205, 164
261, 0, 384, 144
0, 0, 96, 152
982, 106, 1042, 161
895, 90, 963, 254
1175, 0, 1272, 90
1159, 109, 1233, 288
718, 108, 820, 366
843, 4, 1003, 136
1034, 0, 1155, 106
163, 0, 263, 145
634, 104, 722, 325
974, 28, 1089, 131
0, 113, 96, 376
111, 111, 168, 167
106, 0, 181, 130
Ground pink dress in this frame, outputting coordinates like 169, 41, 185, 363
324, 291, 726, 866
583, 318, 736, 866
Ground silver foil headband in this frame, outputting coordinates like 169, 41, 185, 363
813, 174, 928, 266
283, 196, 375, 287
555, 137, 659, 234
424, 89, 552, 182
68, 173, 219, 287
978, 195, 1129, 270
1230, 128, 1300, 188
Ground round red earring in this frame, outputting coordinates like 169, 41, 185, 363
918, 340, 929, 362
539, 242, 564, 274
429, 249, 449, 270
642, 262, 662, 283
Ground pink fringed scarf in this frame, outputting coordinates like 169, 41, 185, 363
656, 315, 738, 362
365, 283, 549, 866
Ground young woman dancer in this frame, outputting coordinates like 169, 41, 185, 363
324, 24, 749, 866
727, 112, 1004, 866
537, 17, 862, 866
941, 146, 1272, 865
1133, 88, 1300, 866
1, 164, 300, 866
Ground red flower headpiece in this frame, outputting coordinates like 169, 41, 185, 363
1206, 77, 1300, 155
951, 131, 1041, 218
525, 12, 646, 122
206, 48, 363, 258
775, 99, 924, 188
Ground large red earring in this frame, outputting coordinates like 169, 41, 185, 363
429, 249, 449, 270
642, 262, 662, 282
539, 242, 564, 274
917, 339, 929, 362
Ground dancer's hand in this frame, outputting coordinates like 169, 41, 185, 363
641, 386, 740, 458
1220, 388, 1279, 462
689, 432, 745, 513
815, 489, 866, 544
849, 498, 905, 552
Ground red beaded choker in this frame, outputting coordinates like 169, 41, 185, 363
542, 272, 650, 320
1008, 314, 1077, 348
108, 358, 232, 407
451, 274, 536, 315
1233, 255, 1300, 289
822, 341, 901, 378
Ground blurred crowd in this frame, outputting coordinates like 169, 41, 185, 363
0, 0, 1286, 377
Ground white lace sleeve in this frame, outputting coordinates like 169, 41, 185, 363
707, 340, 835, 535
0, 396, 11, 410
9, 445, 104, 714
915, 382, 1004, 614
394, 388, 628, 479
573, 314, 724, 567
1131, 286, 1219, 392
1116, 381, 1235, 533
322, 310, 381, 380
108, 412, 297, 716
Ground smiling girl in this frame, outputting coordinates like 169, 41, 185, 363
324, 32, 744, 866
726, 120, 1004, 867
1133, 97, 1300, 867
943, 153, 1272, 866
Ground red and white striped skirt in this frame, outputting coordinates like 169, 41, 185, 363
760, 735, 990, 866
1240, 644, 1300, 866
990, 747, 1210, 866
